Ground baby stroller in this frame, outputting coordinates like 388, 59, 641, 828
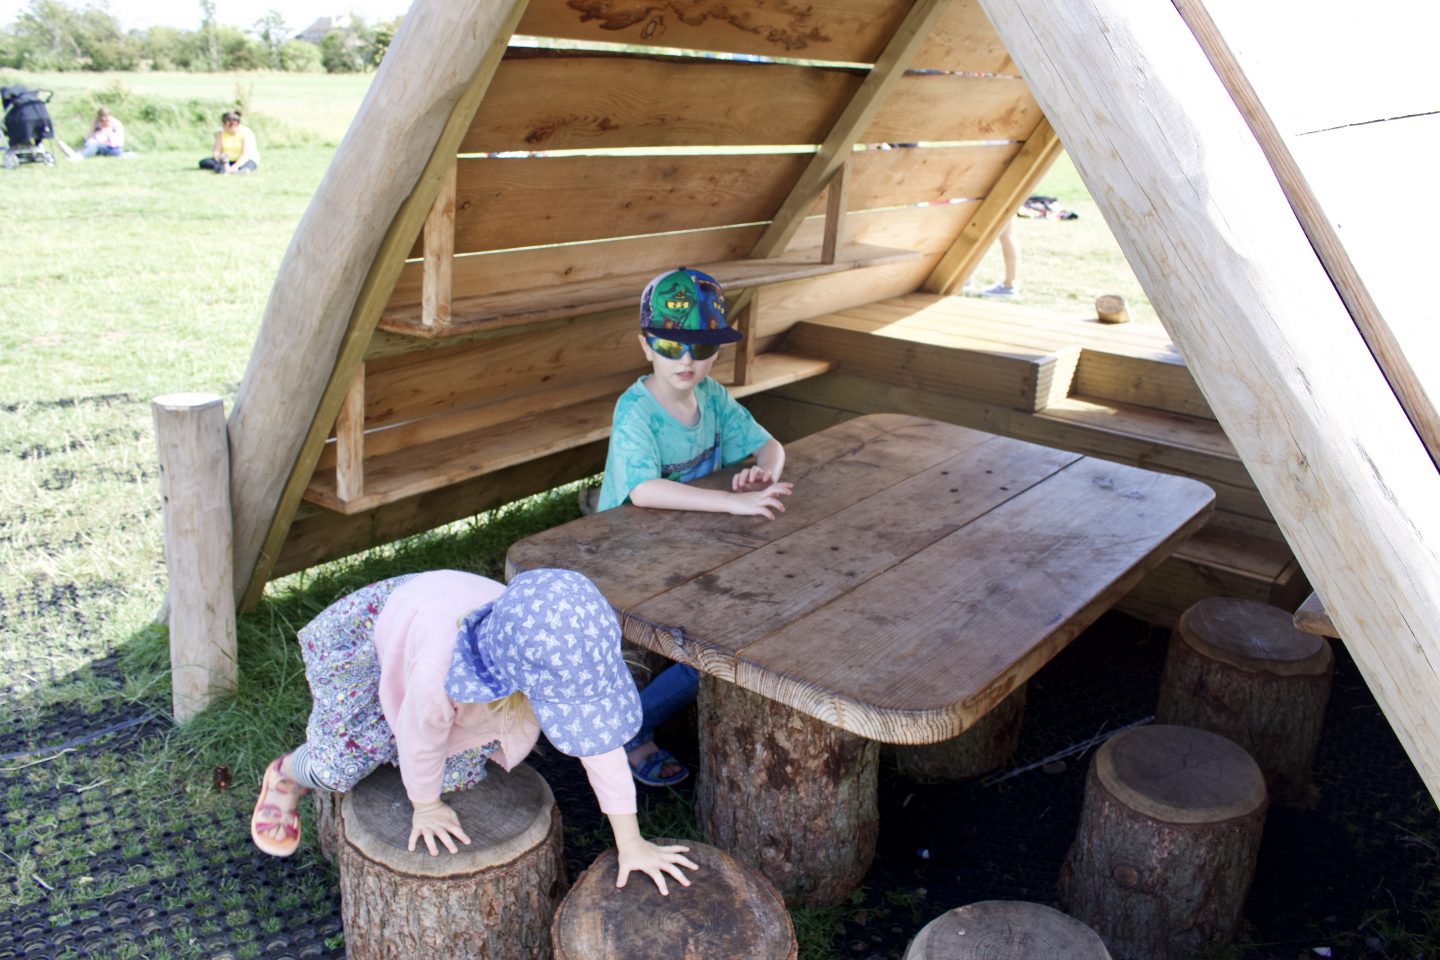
2, 86, 57, 169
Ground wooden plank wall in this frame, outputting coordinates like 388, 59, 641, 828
279, 0, 1054, 574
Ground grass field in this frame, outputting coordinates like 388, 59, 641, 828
0, 69, 1201, 960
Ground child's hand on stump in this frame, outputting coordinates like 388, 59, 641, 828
409, 799, 472, 856
609, 813, 699, 895
616, 837, 698, 896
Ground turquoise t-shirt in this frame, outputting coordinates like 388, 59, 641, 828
597, 376, 773, 512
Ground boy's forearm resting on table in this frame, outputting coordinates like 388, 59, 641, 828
607, 812, 699, 895
628, 477, 792, 518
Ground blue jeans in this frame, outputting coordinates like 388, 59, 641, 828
626, 663, 698, 751
81, 142, 122, 158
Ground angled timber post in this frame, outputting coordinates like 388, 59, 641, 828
980, 0, 1440, 804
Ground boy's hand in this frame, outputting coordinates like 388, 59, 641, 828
728, 481, 793, 519
732, 465, 778, 492
409, 799, 471, 856
615, 837, 698, 896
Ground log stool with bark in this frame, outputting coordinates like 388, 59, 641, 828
1157, 596, 1334, 806
904, 900, 1111, 959
892, 685, 1027, 781
336, 763, 565, 960
695, 674, 879, 908
552, 838, 795, 960
1060, 724, 1267, 960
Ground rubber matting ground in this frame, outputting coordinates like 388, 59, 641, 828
3, 612, 1437, 959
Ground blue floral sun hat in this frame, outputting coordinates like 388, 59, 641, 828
445, 568, 642, 758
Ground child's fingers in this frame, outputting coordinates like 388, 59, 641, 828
424, 831, 441, 856
451, 824, 472, 846
614, 864, 630, 888
407, 826, 419, 852
646, 868, 671, 896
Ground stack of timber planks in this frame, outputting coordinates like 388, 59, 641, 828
749, 293, 1307, 626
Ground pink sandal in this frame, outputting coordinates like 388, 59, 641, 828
250, 756, 309, 857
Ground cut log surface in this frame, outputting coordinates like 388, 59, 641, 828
904, 900, 1112, 959
1060, 725, 1267, 960
1158, 597, 1333, 806
338, 763, 565, 960
696, 674, 879, 907
313, 788, 342, 865
893, 683, 1027, 781
552, 839, 797, 960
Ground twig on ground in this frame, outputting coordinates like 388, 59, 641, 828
982, 715, 1153, 787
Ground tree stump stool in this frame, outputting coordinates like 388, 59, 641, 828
904, 900, 1111, 959
1157, 597, 1334, 807
337, 763, 566, 960
1059, 724, 1267, 960
696, 674, 879, 908
552, 839, 796, 960
314, 789, 343, 865
893, 685, 1028, 781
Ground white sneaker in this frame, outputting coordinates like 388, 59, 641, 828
979, 283, 1017, 298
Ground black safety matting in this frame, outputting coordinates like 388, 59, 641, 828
3, 612, 1436, 959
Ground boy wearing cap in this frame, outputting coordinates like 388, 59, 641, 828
597, 268, 792, 785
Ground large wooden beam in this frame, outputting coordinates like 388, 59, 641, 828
1170, 0, 1439, 470
978, 0, 1440, 804
747, 0, 951, 259
923, 117, 1060, 294
228, 0, 530, 608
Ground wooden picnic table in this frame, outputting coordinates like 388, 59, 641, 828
506, 414, 1214, 905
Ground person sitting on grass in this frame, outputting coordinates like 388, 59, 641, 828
79, 107, 126, 158
250, 567, 698, 895
199, 109, 260, 174
595, 267, 791, 787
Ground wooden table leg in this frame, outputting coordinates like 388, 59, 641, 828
696, 674, 879, 907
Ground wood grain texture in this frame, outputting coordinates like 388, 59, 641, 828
863, 74, 1041, 145
911, 0, 1018, 74
1160, 606, 1333, 807
697, 675, 878, 908
1293, 591, 1337, 638
904, 901, 1112, 960
304, 353, 831, 513
232, 0, 528, 608
892, 684, 1026, 781
749, 0, 954, 257
517, 0, 914, 62
442, 152, 810, 256
507, 416, 1214, 743
1061, 725, 1265, 960
385, 202, 968, 312
1172, 0, 1439, 469
980, 0, 1440, 803
420, 161, 456, 329
333, 366, 364, 502
383, 243, 921, 338
338, 764, 564, 960
153, 393, 236, 722
552, 839, 796, 959
464, 54, 858, 152
923, 116, 1061, 293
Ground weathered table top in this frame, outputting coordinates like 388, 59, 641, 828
507, 414, 1214, 745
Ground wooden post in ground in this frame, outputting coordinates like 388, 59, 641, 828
153, 392, 236, 723
696, 674, 878, 907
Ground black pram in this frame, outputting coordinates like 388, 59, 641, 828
2, 86, 56, 168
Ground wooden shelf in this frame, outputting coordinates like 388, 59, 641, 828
378, 244, 922, 338
304, 351, 834, 514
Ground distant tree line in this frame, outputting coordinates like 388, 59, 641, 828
0, 0, 401, 72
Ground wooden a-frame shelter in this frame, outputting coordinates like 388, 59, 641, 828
158, 0, 1440, 804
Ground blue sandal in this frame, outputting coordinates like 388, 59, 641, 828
630, 748, 689, 787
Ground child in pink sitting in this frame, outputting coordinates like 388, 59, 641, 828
250, 567, 697, 894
